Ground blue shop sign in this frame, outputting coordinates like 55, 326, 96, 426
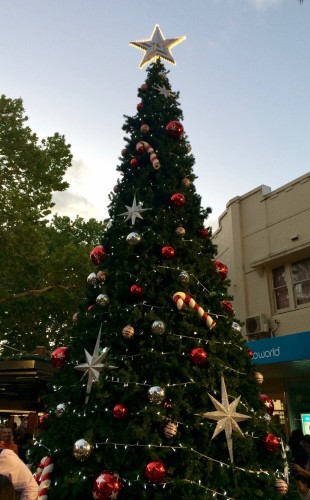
246, 331, 310, 365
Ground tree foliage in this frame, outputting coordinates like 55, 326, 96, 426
32, 62, 297, 499
0, 95, 106, 354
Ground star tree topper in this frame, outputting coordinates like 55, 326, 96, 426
75, 326, 117, 404
130, 24, 186, 68
118, 195, 151, 225
196, 375, 251, 463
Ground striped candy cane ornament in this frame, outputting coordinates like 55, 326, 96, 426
34, 456, 54, 499
136, 141, 160, 169
173, 292, 216, 329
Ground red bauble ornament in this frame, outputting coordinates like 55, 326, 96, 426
163, 400, 172, 410
140, 83, 148, 92
170, 193, 185, 206
92, 471, 122, 500
90, 245, 105, 265
165, 120, 184, 138
161, 246, 175, 259
213, 260, 228, 280
189, 347, 208, 366
260, 432, 280, 454
87, 304, 95, 312
130, 157, 139, 168
38, 413, 49, 430
137, 102, 144, 110
247, 348, 254, 359
199, 228, 209, 239
145, 461, 166, 483
259, 394, 274, 415
222, 300, 233, 313
51, 347, 69, 368
112, 404, 128, 420
130, 284, 143, 297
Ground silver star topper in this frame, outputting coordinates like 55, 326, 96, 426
153, 83, 176, 99
75, 326, 117, 404
118, 195, 151, 225
130, 24, 186, 68
196, 375, 251, 462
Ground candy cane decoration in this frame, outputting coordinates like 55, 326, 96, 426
136, 141, 160, 169
173, 292, 216, 329
34, 456, 54, 499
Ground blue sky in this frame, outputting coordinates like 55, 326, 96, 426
1, 0, 309, 228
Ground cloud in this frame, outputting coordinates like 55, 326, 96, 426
247, 0, 283, 10
52, 191, 100, 220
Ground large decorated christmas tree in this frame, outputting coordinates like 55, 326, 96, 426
32, 26, 296, 499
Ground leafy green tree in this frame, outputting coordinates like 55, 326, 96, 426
0, 95, 106, 353
32, 61, 297, 499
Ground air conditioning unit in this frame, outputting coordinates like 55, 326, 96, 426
245, 314, 269, 335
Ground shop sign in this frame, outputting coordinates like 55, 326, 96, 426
246, 331, 310, 365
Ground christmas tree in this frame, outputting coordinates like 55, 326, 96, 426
32, 26, 297, 500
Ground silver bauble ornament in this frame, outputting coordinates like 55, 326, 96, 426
87, 272, 97, 285
179, 271, 190, 284
126, 232, 142, 245
55, 403, 67, 416
96, 294, 109, 307
232, 321, 242, 333
73, 438, 93, 461
151, 321, 165, 335
164, 421, 178, 439
148, 386, 165, 405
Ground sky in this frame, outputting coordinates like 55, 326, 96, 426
1, 0, 309, 229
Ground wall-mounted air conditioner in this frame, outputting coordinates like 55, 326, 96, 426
245, 314, 269, 335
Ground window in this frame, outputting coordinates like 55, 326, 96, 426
292, 258, 310, 305
272, 258, 310, 311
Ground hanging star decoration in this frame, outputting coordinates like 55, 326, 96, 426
118, 195, 151, 225
74, 326, 117, 404
130, 24, 186, 68
153, 83, 176, 99
196, 375, 251, 463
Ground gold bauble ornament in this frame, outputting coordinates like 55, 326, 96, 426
164, 421, 178, 438
254, 372, 264, 384
181, 177, 191, 187
175, 226, 186, 237
122, 325, 135, 339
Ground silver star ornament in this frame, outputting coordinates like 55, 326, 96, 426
118, 195, 151, 225
75, 327, 117, 404
196, 375, 251, 462
130, 24, 186, 68
154, 83, 176, 99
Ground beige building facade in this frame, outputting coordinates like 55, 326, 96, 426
212, 172, 310, 437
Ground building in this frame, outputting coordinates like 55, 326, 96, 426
0, 347, 57, 434
212, 172, 310, 438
